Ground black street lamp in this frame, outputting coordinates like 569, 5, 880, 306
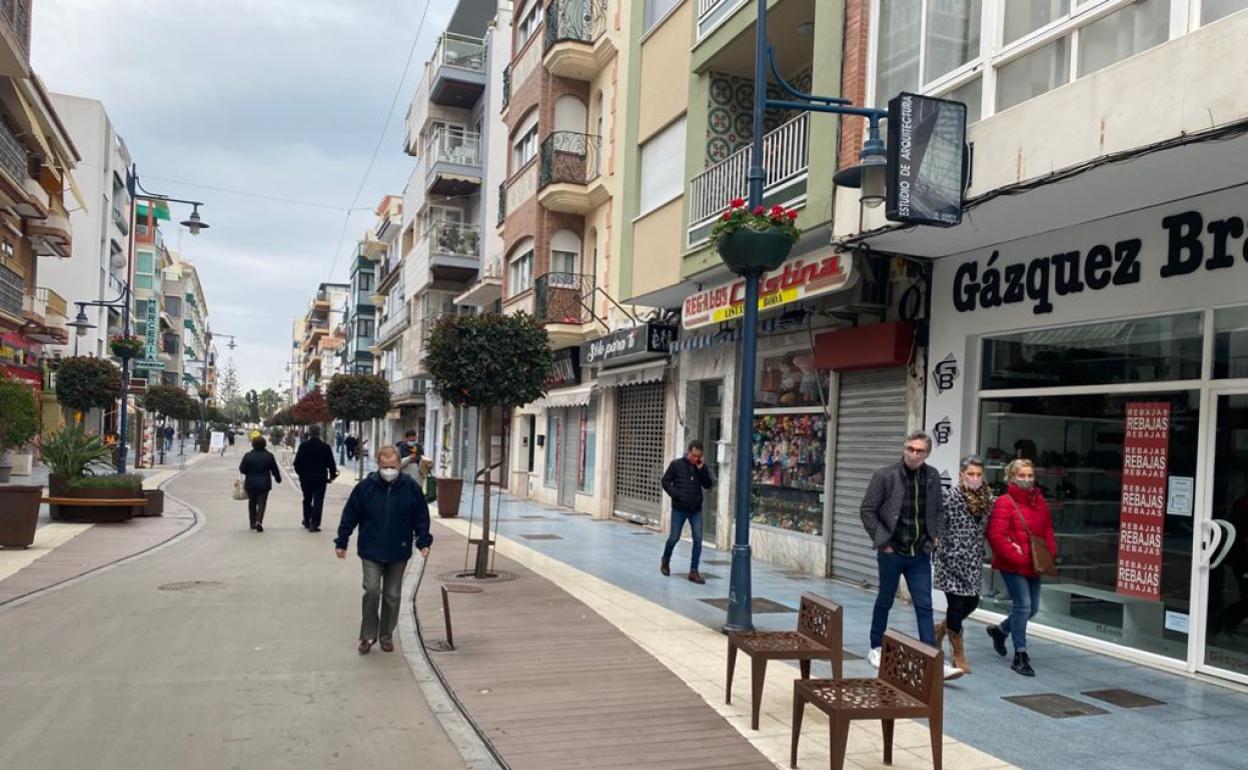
721, 1, 888, 633
69, 166, 211, 474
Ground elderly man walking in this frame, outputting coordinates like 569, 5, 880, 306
860, 430, 962, 680
334, 445, 432, 654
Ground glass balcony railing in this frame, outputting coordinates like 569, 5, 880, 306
427, 220, 481, 259
434, 32, 486, 73
427, 126, 482, 167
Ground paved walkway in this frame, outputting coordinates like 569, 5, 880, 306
0, 447, 467, 770
430, 491, 1248, 770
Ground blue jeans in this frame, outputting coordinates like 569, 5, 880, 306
662, 509, 703, 571
870, 550, 935, 648
998, 571, 1042, 652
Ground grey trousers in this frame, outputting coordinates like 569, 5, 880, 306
360, 558, 409, 642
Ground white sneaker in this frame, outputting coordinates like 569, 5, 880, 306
867, 647, 881, 668
943, 662, 964, 681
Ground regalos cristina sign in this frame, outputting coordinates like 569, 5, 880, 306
682, 254, 851, 330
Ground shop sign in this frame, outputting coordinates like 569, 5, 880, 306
951, 209, 1248, 317
145, 300, 158, 359
134, 359, 166, 372
581, 323, 674, 367
682, 254, 851, 330
1, 364, 41, 388
1116, 402, 1170, 600
886, 92, 967, 228
0, 332, 35, 367
546, 347, 581, 388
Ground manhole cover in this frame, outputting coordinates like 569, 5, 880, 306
157, 580, 225, 592
1082, 689, 1165, 708
699, 597, 795, 613
436, 570, 521, 583
1003, 693, 1109, 719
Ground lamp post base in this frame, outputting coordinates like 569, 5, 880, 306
721, 543, 754, 633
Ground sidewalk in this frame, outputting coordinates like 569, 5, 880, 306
423, 492, 1248, 770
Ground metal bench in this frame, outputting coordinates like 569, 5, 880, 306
727, 592, 843, 730
790, 629, 943, 770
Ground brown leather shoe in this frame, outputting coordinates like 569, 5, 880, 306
660, 560, 670, 577
688, 571, 706, 585
358, 639, 373, 654
380, 639, 395, 653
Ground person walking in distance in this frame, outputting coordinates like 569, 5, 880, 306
934, 455, 994, 675
238, 434, 281, 532
660, 440, 715, 584
334, 446, 432, 654
860, 430, 962, 680
986, 459, 1057, 677
294, 425, 338, 532
344, 434, 359, 462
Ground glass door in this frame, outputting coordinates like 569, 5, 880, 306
1197, 391, 1248, 682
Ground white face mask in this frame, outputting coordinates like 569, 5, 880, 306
962, 477, 983, 491
379, 468, 400, 482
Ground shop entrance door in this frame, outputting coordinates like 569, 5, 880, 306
700, 407, 722, 544
1196, 391, 1248, 684
558, 409, 578, 509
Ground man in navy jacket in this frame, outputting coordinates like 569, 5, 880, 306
335, 445, 432, 654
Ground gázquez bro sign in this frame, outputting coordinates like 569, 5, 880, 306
952, 209, 1245, 316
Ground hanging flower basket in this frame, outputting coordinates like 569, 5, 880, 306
109, 335, 145, 360
710, 199, 800, 275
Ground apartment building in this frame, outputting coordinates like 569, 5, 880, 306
363, 194, 414, 450
836, 2, 1248, 685
298, 281, 349, 395
498, 0, 632, 515
179, 257, 210, 392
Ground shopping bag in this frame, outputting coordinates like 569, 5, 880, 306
424, 475, 438, 504
233, 478, 248, 501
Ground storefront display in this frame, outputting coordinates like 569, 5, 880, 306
750, 413, 826, 535
756, 351, 823, 408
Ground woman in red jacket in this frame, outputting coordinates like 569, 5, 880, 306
985, 459, 1056, 677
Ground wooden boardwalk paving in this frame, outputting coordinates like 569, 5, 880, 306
415, 529, 777, 770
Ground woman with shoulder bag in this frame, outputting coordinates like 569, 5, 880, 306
986, 458, 1057, 677
238, 434, 282, 532
934, 455, 994, 674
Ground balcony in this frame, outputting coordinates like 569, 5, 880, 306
425, 126, 483, 196
535, 272, 596, 348
0, 118, 28, 193
456, 255, 503, 307
0, 0, 28, 79
426, 220, 481, 283
390, 375, 429, 404
538, 132, 607, 215
20, 287, 68, 344
361, 231, 387, 262
0, 261, 19, 321
112, 206, 130, 235
375, 303, 411, 348
696, 0, 746, 40
543, 0, 613, 81
28, 212, 72, 258
430, 32, 487, 108
501, 64, 511, 112
687, 112, 808, 246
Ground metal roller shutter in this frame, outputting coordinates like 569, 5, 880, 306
831, 367, 909, 588
613, 382, 666, 525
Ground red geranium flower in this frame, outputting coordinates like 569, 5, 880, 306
770, 205, 785, 215
786, 210, 798, 220
721, 211, 732, 221
730, 197, 746, 208
752, 206, 765, 215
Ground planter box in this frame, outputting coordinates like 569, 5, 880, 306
0, 485, 42, 548
140, 489, 164, 517
435, 477, 464, 518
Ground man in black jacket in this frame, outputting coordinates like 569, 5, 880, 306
335, 445, 432, 654
660, 440, 715, 584
294, 425, 338, 531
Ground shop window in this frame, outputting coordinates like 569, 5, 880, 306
1215, 305, 1248, 379
578, 396, 598, 494
544, 412, 558, 487
756, 351, 825, 408
751, 414, 827, 536
977, 390, 1198, 660
1077, 0, 1170, 78
980, 313, 1203, 390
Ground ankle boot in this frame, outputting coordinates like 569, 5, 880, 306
935, 621, 947, 650
949, 630, 970, 673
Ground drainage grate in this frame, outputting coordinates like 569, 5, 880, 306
520, 534, 563, 541
699, 597, 796, 613
1082, 689, 1165, 709
1003, 693, 1110, 719
157, 580, 225, 592
437, 570, 521, 583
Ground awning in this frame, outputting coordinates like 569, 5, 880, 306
532, 383, 596, 409
595, 359, 668, 388
136, 201, 171, 221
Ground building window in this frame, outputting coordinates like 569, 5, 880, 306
1203, 0, 1248, 23
508, 241, 534, 294
638, 116, 686, 215
996, 36, 1070, 112
358, 319, 374, 338
136, 251, 154, 275
135, 275, 154, 290
1077, 0, 1171, 78
359, 272, 373, 291
1003, 0, 1070, 44
512, 112, 540, 171
1214, 305, 1248, 379
165, 296, 182, 317
517, 0, 544, 48
644, 0, 680, 33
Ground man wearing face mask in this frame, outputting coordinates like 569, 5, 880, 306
860, 430, 962, 680
334, 445, 432, 654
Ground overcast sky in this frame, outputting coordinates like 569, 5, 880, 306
32, 0, 450, 393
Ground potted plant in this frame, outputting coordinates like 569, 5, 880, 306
109, 334, 146, 360
55, 356, 123, 422
710, 198, 801, 274
0, 377, 40, 547
425, 312, 553, 576
62, 473, 145, 522
40, 424, 116, 520
325, 374, 391, 482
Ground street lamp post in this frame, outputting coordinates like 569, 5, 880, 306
67, 166, 211, 474
723, 0, 888, 632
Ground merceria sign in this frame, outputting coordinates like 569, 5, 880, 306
682, 254, 850, 330
952, 209, 1248, 316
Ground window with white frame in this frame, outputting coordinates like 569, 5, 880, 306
508, 238, 534, 294
518, 1, 544, 47
870, 0, 1237, 125
549, 229, 580, 285
644, 0, 681, 33
512, 111, 540, 172
638, 116, 686, 215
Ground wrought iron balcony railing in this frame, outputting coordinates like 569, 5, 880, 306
535, 272, 594, 325
544, 0, 608, 51
497, 183, 507, 226
502, 64, 512, 111
539, 132, 602, 189
0, 119, 28, 185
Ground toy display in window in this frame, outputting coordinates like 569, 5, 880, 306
757, 352, 824, 408
751, 414, 826, 491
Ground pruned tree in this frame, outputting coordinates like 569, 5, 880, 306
142, 384, 189, 464
326, 374, 391, 480
425, 312, 553, 577
291, 389, 330, 426
54, 357, 123, 421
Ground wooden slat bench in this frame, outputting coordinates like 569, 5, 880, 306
41, 497, 147, 506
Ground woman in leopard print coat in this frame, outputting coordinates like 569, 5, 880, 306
933, 455, 994, 673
